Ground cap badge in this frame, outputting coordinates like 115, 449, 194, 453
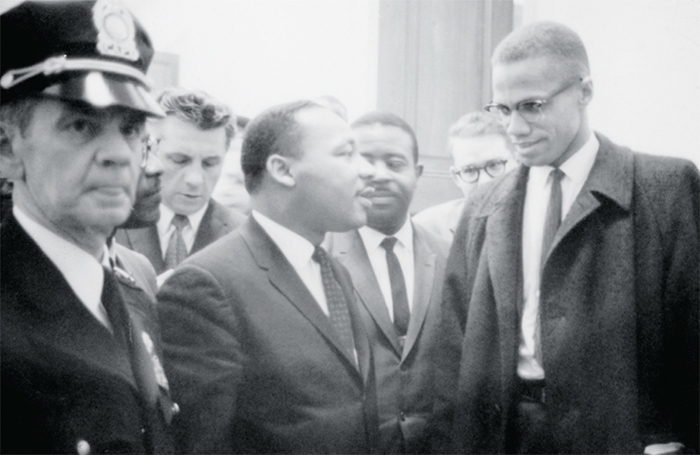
92, 0, 139, 62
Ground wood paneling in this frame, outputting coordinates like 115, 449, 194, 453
377, 0, 513, 212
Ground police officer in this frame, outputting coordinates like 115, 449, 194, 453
1, 1, 175, 453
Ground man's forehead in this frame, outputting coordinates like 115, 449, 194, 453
492, 57, 568, 94
451, 135, 510, 164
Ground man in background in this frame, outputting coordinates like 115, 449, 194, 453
325, 111, 449, 453
438, 21, 698, 454
158, 101, 379, 454
1, 1, 174, 453
116, 88, 245, 276
413, 111, 512, 244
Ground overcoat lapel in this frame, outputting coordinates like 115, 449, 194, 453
240, 218, 363, 379
485, 165, 528, 317
403, 226, 435, 359
333, 231, 402, 355
545, 134, 633, 267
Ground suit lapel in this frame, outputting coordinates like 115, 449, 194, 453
241, 218, 363, 377
121, 226, 164, 273
403, 225, 435, 359
333, 231, 401, 355
191, 202, 216, 255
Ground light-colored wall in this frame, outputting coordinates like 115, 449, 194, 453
517, 0, 700, 167
123, 0, 379, 121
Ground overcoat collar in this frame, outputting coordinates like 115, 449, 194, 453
239, 217, 368, 382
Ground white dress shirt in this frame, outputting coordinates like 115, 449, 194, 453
157, 202, 210, 259
252, 210, 329, 316
358, 219, 415, 321
519, 134, 599, 379
13, 206, 112, 330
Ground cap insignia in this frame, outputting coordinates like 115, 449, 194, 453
92, 0, 139, 62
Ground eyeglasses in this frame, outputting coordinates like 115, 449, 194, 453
452, 159, 507, 184
140, 135, 160, 168
484, 78, 582, 125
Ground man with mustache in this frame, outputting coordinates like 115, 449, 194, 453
0, 1, 175, 453
157, 101, 380, 453
325, 111, 450, 453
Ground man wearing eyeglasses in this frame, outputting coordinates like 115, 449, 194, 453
413, 111, 512, 244
436, 21, 698, 454
0, 1, 175, 453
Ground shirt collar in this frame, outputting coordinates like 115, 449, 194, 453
251, 210, 316, 270
528, 133, 600, 187
358, 217, 414, 253
157, 201, 210, 237
13, 205, 105, 308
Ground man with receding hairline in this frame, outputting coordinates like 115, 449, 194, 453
436, 21, 698, 454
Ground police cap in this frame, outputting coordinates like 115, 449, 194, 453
1, 0, 164, 117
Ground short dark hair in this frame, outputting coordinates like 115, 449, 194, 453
493, 21, 590, 80
241, 100, 320, 194
157, 88, 236, 149
351, 111, 419, 163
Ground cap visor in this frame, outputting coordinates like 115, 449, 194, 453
41, 71, 165, 117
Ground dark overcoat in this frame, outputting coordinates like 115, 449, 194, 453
436, 133, 699, 453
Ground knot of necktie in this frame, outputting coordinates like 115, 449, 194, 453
380, 236, 398, 252
172, 214, 189, 230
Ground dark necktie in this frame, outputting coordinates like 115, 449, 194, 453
164, 214, 189, 269
101, 266, 130, 346
380, 236, 410, 339
312, 246, 357, 364
541, 168, 565, 270
535, 167, 565, 366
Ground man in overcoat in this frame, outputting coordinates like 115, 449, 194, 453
436, 21, 699, 454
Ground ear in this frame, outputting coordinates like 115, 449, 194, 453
579, 75, 594, 107
415, 163, 424, 178
265, 153, 295, 188
0, 121, 25, 180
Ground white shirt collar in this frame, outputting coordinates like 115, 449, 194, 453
12, 206, 111, 328
358, 217, 414, 253
528, 133, 599, 187
251, 210, 317, 269
156, 202, 210, 240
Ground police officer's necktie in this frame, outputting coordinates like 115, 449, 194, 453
380, 236, 410, 339
312, 245, 357, 365
535, 167, 565, 365
164, 214, 189, 270
101, 266, 130, 346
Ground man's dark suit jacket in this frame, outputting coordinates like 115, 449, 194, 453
325, 223, 449, 454
436, 133, 699, 454
0, 214, 174, 454
115, 199, 245, 273
158, 216, 379, 454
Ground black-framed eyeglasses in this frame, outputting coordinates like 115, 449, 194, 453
140, 135, 160, 168
452, 159, 507, 184
484, 77, 582, 125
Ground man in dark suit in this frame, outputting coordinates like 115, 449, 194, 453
325, 111, 449, 453
116, 88, 245, 277
0, 1, 175, 453
158, 100, 379, 454
437, 21, 699, 454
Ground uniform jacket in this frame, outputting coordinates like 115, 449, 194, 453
115, 199, 245, 274
157, 216, 380, 454
325, 223, 449, 454
114, 242, 158, 299
0, 214, 175, 454
436, 133, 699, 453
